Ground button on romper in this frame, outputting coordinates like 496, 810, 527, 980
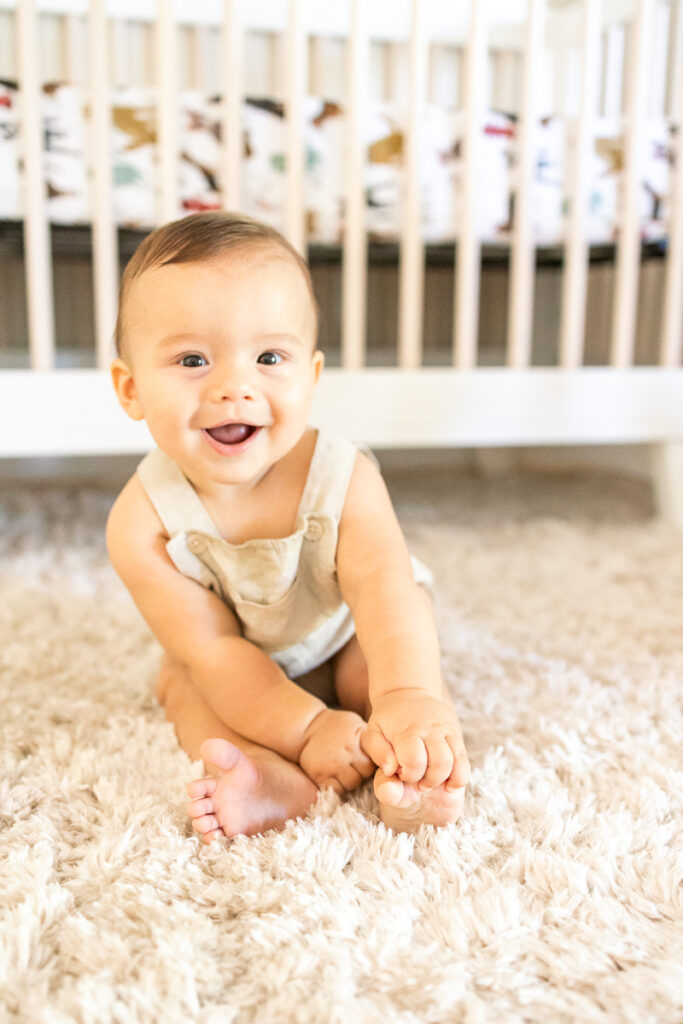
136, 430, 433, 688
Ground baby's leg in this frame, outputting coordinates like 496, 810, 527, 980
158, 654, 318, 842
332, 632, 469, 832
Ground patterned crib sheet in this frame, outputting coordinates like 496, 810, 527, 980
0, 77, 674, 246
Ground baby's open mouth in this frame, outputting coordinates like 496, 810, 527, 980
205, 423, 259, 445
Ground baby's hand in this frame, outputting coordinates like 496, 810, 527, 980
299, 708, 375, 795
362, 689, 470, 792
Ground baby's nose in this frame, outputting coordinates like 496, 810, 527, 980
208, 368, 256, 403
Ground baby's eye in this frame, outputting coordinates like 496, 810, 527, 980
257, 351, 283, 366
179, 353, 208, 368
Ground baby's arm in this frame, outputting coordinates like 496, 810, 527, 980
336, 454, 470, 791
106, 474, 371, 789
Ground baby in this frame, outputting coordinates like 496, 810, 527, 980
106, 211, 470, 841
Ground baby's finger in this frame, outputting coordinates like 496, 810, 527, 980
320, 776, 345, 796
393, 735, 428, 783
354, 754, 376, 780
352, 740, 376, 779
419, 733, 454, 790
373, 767, 405, 807
334, 764, 364, 793
445, 734, 471, 790
361, 725, 398, 777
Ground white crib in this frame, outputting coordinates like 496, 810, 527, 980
1, 0, 682, 521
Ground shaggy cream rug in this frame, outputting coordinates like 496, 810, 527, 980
1, 464, 681, 1023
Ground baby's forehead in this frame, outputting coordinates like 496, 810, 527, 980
134, 245, 310, 297
123, 244, 317, 349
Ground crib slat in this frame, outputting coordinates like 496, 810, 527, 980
559, 0, 601, 369
221, 0, 242, 211
284, 0, 306, 253
89, 0, 118, 369
454, 0, 488, 368
398, 0, 427, 369
661, 0, 683, 366
342, 0, 368, 370
507, 0, 546, 368
611, 0, 655, 367
157, 0, 179, 223
17, 0, 55, 370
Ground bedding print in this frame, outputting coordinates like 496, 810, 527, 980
0, 79, 19, 219
43, 83, 89, 223
0, 78, 675, 246
110, 88, 157, 227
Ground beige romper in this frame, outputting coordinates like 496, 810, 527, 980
136, 430, 432, 683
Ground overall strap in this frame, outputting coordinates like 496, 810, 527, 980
298, 431, 375, 523
136, 448, 221, 539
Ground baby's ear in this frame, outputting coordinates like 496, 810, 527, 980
312, 349, 324, 383
110, 358, 144, 421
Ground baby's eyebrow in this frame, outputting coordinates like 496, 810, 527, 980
157, 333, 205, 347
154, 335, 208, 356
260, 334, 304, 346
154, 331, 307, 350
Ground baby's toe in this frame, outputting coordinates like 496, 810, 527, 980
186, 777, 217, 800
187, 796, 215, 819
192, 812, 221, 836
200, 827, 225, 844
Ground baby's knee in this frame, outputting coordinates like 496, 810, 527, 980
156, 653, 190, 710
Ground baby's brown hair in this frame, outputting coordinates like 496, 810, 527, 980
114, 211, 319, 363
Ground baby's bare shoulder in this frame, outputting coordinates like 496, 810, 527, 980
106, 471, 164, 563
343, 449, 392, 519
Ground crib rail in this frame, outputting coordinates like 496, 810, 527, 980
2, 367, 683, 456
0, 0, 682, 460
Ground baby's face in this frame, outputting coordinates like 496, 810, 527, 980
114, 250, 324, 491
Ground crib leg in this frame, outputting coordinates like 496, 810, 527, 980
652, 442, 683, 528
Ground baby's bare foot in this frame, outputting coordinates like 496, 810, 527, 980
186, 738, 319, 843
373, 767, 467, 833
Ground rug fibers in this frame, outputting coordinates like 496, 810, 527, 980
0, 466, 681, 1023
